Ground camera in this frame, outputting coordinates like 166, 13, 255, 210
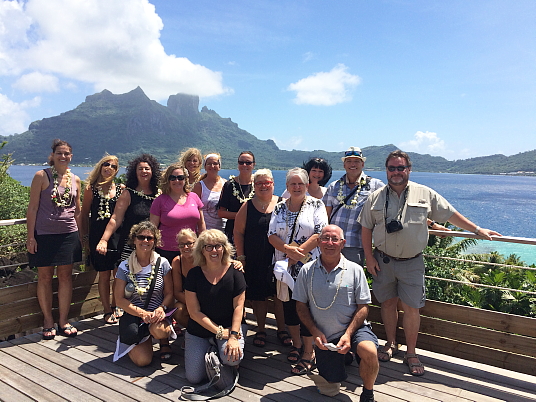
386, 219, 404, 233
124, 282, 135, 298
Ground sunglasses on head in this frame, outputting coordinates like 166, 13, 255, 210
387, 166, 410, 172
136, 235, 154, 241
169, 174, 186, 181
238, 160, 254, 166
103, 161, 118, 170
344, 150, 362, 157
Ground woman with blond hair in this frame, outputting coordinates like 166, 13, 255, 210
184, 229, 246, 384
179, 147, 203, 191
150, 163, 205, 263
81, 155, 124, 323
193, 153, 226, 231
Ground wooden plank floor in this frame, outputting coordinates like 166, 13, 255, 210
0, 310, 535, 402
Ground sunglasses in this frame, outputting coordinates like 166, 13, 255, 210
136, 235, 154, 241
204, 244, 223, 251
102, 161, 118, 170
387, 166, 410, 172
169, 174, 186, 181
238, 160, 254, 166
344, 150, 362, 157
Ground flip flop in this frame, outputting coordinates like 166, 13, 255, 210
253, 331, 267, 347
57, 324, 77, 337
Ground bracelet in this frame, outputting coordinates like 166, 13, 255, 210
230, 330, 241, 339
474, 226, 481, 235
215, 325, 224, 340
236, 255, 246, 261
428, 220, 436, 229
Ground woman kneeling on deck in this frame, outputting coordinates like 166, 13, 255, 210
113, 221, 175, 366
183, 229, 246, 384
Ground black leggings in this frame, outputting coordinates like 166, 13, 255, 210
282, 296, 312, 337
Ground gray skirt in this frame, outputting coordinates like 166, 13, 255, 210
28, 231, 82, 267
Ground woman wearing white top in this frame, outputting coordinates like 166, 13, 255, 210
193, 153, 226, 231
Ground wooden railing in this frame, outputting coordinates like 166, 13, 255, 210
1, 219, 535, 376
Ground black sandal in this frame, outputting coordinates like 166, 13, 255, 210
103, 312, 118, 324
253, 331, 267, 347
112, 306, 124, 318
287, 346, 303, 363
291, 357, 317, 375
160, 345, 172, 362
57, 324, 77, 337
277, 330, 293, 346
42, 327, 56, 340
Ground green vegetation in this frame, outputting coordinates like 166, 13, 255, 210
425, 224, 536, 317
0, 142, 29, 257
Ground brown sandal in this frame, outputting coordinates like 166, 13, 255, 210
377, 342, 398, 362
404, 353, 425, 376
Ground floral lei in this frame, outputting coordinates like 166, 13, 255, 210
229, 175, 254, 203
95, 184, 121, 220
336, 176, 367, 209
127, 187, 160, 200
127, 264, 156, 296
51, 166, 73, 207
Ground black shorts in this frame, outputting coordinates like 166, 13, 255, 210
28, 231, 82, 267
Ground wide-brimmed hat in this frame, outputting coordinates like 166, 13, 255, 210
341, 146, 366, 162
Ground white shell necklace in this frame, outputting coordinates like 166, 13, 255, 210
310, 258, 345, 310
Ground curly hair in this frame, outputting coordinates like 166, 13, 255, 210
127, 220, 162, 249
302, 157, 332, 186
86, 154, 119, 188
159, 163, 189, 195
125, 154, 161, 194
193, 229, 234, 267
48, 139, 72, 166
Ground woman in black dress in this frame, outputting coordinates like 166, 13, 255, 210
80, 155, 124, 323
218, 151, 255, 243
234, 169, 289, 348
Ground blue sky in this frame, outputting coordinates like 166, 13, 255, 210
1, 0, 535, 160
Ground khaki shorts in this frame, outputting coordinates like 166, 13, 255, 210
371, 249, 426, 309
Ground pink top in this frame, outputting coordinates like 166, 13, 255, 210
150, 192, 203, 251
35, 168, 78, 235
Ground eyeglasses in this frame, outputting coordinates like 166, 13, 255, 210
387, 166, 410, 172
204, 244, 223, 251
238, 160, 254, 166
255, 181, 273, 187
319, 236, 342, 243
344, 150, 362, 157
103, 161, 118, 170
178, 241, 195, 248
169, 174, 186, 181
136, 235, 154, 241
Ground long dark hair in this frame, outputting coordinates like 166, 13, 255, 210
48, 139, 72, 166
125, 154, 161, 194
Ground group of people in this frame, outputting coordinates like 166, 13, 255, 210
26, 140, 500, 402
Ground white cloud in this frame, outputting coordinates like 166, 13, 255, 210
399, 131, 446, 155
1, 0, 230, 100
288, 64, 361, 106
303, 52, 315, 62
12, 72, 59, 92
0, 93, 40, 135
271, 135, 303, 150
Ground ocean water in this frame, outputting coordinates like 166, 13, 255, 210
8, 165, 536, 265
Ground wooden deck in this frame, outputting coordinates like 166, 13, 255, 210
1, 311, 535, 402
